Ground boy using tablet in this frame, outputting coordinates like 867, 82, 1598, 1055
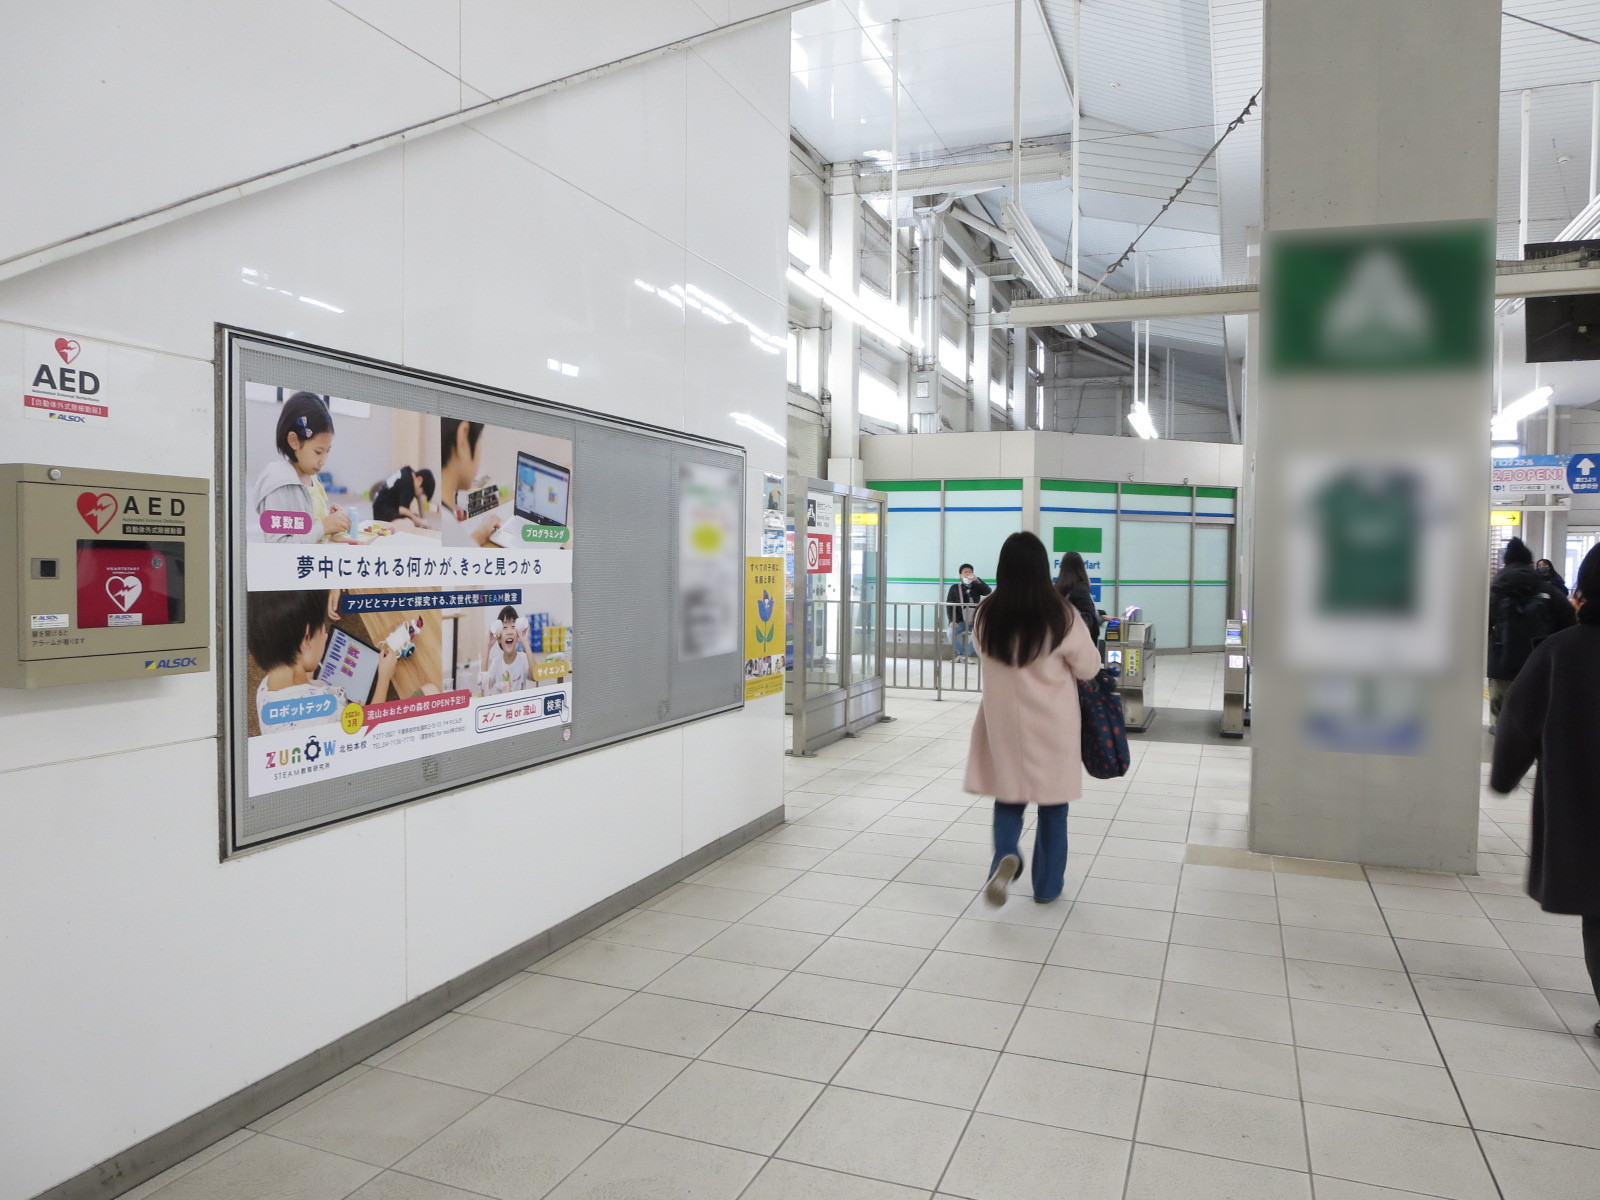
250, 589, 397, 732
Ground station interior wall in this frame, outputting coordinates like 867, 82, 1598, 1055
0, 8, 793, 1199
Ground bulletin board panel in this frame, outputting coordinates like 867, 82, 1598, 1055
218, 328, 745, 855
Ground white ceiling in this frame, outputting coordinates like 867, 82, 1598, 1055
790, 1, 1600, 402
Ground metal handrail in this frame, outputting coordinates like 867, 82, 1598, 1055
884, 600, 983, 698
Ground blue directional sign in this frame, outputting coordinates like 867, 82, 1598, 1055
1569, 455, 1600, 494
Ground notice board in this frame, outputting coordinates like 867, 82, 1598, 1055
219, 329, 745, 854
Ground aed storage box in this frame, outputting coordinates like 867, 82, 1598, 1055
0, 464, 210, 687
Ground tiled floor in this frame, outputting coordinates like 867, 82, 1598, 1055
127, 693, 1599, 1200
1148, 652, 1226, 712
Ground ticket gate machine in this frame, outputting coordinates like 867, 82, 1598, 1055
1104, 608, 1156, 732
1220, 619, 1250, 738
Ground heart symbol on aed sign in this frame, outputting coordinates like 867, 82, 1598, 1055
106, 575, 143, 612
54, 338, 81, 364
77, 491, 118, 532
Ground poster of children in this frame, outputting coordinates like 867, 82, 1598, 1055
241, 385, 575, 797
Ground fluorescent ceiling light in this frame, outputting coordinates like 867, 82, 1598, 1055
1490, 386, 1553, 441
1127, 403, 1158, 440
1491, 444, 1522, 459
998, 198, 1094, 340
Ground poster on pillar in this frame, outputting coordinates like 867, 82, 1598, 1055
240, 384, 574, 798
805, 494, 835, 573
744, 556, 784, 700
761, 473, 786, 557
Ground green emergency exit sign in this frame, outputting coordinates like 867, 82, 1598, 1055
1267, 222, 1492, 374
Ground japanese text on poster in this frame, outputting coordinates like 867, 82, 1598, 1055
744, 556, 784, 700
242, 382, 575, 797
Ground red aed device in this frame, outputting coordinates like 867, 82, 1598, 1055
75, 542, 177, 628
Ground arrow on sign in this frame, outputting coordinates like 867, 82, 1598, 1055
1578, 458, 1595, 476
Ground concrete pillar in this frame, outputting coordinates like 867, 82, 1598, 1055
972, 276, 993, 432
826, 183, 863, 485
1249, 0, 1499, 872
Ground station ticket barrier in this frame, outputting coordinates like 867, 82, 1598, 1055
1221, 618, 1250, 738
1104, 608, 1156, 732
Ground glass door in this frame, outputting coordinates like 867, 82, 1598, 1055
1118, 520, 1192, 650
1192, 525, 1232, 648
848, 498, 883, 683
802, 488, 843, 696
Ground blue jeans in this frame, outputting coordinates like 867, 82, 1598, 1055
950, 620, 974, 658
991, 801, 1069, 902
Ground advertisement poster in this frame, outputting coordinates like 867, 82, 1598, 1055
761, 472, 786, 558
242, 384, 573, 797
805, 494, 835, 574
744, 556, 784, 700
678, 462, 740, 659
23, 330, 110, 425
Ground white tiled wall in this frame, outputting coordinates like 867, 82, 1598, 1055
0, 0, 801, 264
0, 12, 790, 1199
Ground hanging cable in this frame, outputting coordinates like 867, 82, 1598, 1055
1087, 88, 1262, 293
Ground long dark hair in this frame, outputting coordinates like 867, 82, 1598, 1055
1056, 550, 1090, 597
975, 531, 1073, 666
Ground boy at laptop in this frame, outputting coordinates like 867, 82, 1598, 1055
249, 589, 397, 732
481, 605, 536, 695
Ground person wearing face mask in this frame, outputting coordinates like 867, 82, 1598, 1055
945, 563, 991, 664
1535, 558, 1570, 598
1491, 543, 1600, 1039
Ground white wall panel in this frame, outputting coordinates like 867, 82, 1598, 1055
401, 730, 687, 994
467, 51, 691, 245
692, 18, 792, 133
0, 15, 789, 1198
684, 257, 790, 475
0, 0, 458, 264
687, 56, 792, 303
0, 742, 408, 1200
459, 0, 716, 98
0, 152, 407, 364
399, 126, 690, 427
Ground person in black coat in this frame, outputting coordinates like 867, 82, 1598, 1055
1491, 542, 1600, 1038
1536, 558, 1570, 598
945, 565, 991, 663
1054, 550, 1100, 644
1487, 536, 1574, 733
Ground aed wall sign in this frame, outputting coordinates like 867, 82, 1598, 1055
23, 330, 110, 425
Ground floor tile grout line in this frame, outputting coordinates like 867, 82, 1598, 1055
1358, 863, 1510, 1200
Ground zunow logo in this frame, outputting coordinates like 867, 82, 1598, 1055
144, 657, 199, 670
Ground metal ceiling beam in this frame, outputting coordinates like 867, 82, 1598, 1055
844, 148, 1069, 196
1008, 262, 1600, 326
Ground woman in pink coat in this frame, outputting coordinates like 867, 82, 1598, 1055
966, 531, 1103, 906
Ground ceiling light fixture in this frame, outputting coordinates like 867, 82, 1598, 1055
1490, 385, 1553, 441
999, 198, 1094, 339
1127, 402, 1158, 440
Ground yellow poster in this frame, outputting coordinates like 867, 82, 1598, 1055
745, 556, 785, 700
